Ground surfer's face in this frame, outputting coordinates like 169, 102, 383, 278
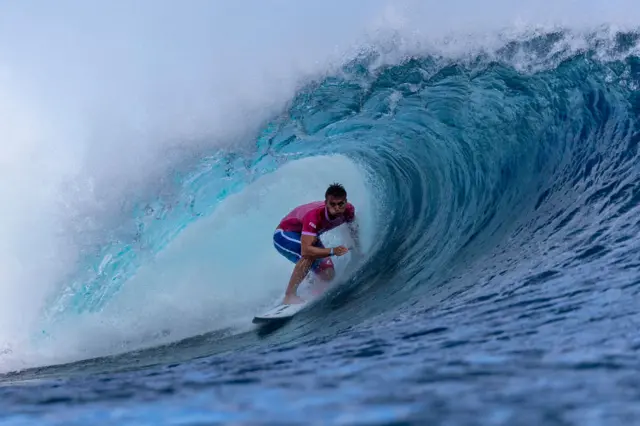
326, 195, 347, 218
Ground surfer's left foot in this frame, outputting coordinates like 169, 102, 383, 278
283, 294, 305, 305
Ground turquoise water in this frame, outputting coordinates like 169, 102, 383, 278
2, 28, 640, 425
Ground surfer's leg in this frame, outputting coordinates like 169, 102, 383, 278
307, 258, 334, 296
310, 238, 335, 281
284, 257, 314, 303
273, 229, 312, 304
306, 237, 335, 296
313, 259, 335, 281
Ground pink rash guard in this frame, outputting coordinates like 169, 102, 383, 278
277, 201, 355, 236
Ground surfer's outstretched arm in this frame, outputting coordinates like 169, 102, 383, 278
300, 235, 348, 259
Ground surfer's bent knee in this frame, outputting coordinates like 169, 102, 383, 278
317, 268, 335, 282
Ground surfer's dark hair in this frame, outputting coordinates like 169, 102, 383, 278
325, 183, 347, 199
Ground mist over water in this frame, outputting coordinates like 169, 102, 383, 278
0, 0, 382, 364
1, 1, 640, 423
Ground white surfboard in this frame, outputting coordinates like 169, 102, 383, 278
252, 301, 309, 324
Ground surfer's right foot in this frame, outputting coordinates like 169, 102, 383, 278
283, 294, 305, 305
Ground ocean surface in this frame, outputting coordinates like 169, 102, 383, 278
1, 3, 640, 425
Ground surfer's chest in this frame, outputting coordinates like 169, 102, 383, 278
317, 215, 346, 233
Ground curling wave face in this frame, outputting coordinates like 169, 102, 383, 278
4, 30, 640, 378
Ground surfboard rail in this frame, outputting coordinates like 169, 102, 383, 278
252, 302, 309, 324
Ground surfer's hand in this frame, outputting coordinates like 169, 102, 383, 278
283, 294, 306, 305
333, 246, 349, 256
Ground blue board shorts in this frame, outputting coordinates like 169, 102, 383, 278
273, 229, 334, 273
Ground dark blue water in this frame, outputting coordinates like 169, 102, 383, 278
2, 30, 640, 425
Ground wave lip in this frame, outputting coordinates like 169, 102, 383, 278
2, 27, 640, 380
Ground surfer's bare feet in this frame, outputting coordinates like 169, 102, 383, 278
283, 294, 305, 305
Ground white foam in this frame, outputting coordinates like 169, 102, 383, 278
0, 155, 377, 371
0, 0, 638, 372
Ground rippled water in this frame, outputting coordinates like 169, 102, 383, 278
2, 28, 640, 425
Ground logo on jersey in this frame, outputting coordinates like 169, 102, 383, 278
309, 222, 317, 229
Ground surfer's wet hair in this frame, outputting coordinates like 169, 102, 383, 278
325, 183, 347, 199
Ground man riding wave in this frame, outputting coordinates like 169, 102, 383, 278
273, 183, 361, 304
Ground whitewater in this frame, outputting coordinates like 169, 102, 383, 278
2, 1, 640, 424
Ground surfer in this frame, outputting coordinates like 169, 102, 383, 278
273, 183, 361, 304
